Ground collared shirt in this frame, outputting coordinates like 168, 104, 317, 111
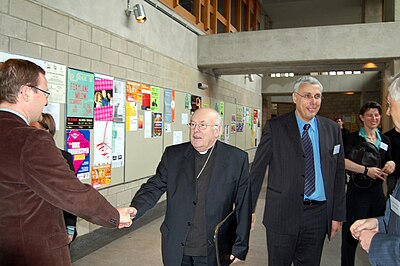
0, 108, 29, 125
295, 115, 326, 201
359, 127, 382, 148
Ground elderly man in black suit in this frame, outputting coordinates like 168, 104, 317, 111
131, 108, 252, 266
250, 76, 346, 265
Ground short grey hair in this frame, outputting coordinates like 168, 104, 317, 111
293, 76, 323, 93
388, 73, 400, 101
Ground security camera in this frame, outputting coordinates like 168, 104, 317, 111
198, 82, 208, 90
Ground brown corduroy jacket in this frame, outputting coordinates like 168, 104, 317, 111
0, 110, 119, 266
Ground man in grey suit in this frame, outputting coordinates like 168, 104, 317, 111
350, 74, 400, 265
250, 76, 346, 265
130, 108, 252, 266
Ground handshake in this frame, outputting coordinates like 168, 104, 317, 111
117, 207, 138, 228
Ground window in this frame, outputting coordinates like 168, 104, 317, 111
160, 0, 261, 34
180, 0, 195, 15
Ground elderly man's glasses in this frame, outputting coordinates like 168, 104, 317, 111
27, 85, 50, 99
188, 122, 217, 130
295, 92, 323, 100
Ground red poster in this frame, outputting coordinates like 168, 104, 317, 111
141, 84, 150, 110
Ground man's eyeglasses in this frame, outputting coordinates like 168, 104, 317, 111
27, 85, 50, 99
188, 122, 217, 130
295, 92, 323, 100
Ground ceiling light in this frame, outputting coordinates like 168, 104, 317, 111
362, 62, 377, 69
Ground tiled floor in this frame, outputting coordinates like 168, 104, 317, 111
73, 196, 369, 265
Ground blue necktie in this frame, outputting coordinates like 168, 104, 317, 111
302, 124, 315, 196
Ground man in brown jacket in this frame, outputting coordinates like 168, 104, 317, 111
0, 59, 136, 266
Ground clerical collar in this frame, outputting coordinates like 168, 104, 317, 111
198, 143, 218, 155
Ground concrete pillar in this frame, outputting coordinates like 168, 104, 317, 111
364, 0, 383, 23
396, 0, 400, 21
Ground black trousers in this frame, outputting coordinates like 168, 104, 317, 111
266, 202, 328, 266
181, 255, 208, 266
341, 183, 386, 266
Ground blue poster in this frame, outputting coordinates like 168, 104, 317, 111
66, 129, 91, 180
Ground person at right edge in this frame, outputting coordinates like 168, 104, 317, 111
384, 121, 400, 196
341, 101, 395, 266
250, 76, 346, 266
350, 74, 400, 265
0, 59, 136, 266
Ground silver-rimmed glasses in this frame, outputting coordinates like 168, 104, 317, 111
188, 122, 217, 130
294, 91, 323, 100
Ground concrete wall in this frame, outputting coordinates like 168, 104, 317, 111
0, 0, 261, 236
263, 72, 381, 94
198, 22, 400, 73
264, 0, 363, 29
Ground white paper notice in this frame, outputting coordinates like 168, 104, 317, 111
44, 62, 67, 103
112, 123, 125, 168
173, 131, 183, 145
181, 113, 188, 125
165, 123, 171, 133
144, 111, 152, 138
0, 52, 45, 69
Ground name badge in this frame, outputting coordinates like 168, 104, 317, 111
390, 195, 400, 217
333, 144, 340, 155
380, 142, 388, 151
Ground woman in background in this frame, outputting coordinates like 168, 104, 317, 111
341, 102, 395, 266
30, 113, 78, 244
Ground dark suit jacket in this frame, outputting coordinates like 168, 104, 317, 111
0, 111, 119, 266
131, 141, 251, 266
251, 112, 346, 237
370, 180, 400, 265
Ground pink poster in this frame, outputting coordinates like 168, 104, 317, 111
94, 77, 113, 121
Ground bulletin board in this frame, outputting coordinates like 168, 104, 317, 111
163, 90, 190, 149
124, 85, 164, 182
223, 101, 237, 146
244, 107, 261, 150
235, 105, 246, 151
0, 51, 262, 190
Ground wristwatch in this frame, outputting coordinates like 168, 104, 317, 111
363, 166, 369, 175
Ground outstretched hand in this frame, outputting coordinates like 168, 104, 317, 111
230, 255, 242, 264
350, 218, 378, 240
117, 207, 137, 228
